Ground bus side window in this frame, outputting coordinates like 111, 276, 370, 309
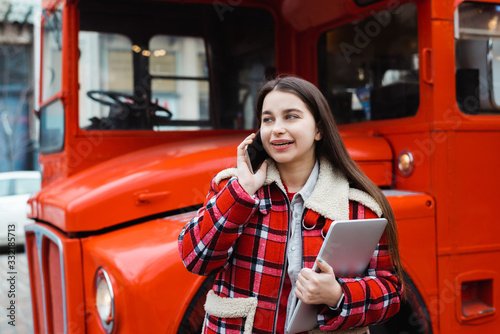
456, 68, 480, 115
318, 2, 419, 124
455, 2, 500, 115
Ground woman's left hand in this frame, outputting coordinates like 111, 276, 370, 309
295, 257, 343, 307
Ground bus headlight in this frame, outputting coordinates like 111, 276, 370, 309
95, 268, 115, 333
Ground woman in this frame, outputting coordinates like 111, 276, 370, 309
178, 76, 404, 334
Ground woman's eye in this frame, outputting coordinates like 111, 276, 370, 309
286, 114, 298, 120
262, 117, 273, 123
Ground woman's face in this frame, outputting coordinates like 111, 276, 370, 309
260, 90, 321, 169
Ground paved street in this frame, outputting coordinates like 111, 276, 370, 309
0, 250, 34, 334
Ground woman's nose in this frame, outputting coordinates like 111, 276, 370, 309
272, 120, 286, 135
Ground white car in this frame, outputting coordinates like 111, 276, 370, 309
0, 171, 41, 248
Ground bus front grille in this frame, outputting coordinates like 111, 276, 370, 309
25, 224, 68, 334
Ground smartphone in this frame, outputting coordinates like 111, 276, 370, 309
245, 131, 269, 174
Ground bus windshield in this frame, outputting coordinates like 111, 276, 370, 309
77, 1, 275, 131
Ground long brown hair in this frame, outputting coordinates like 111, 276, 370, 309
256, 76, 405, 292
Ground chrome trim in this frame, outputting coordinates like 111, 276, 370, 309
95, 267, 116, 333
382, 189, 426, 197
25, 224, 68, 334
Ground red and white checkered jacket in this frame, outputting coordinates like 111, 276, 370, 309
178, 159, 403, 334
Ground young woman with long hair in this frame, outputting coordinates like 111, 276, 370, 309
179, 76, 404, 334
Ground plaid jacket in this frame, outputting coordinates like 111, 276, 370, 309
178, 159, 403, 334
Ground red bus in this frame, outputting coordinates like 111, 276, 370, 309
26, 0, 500, 333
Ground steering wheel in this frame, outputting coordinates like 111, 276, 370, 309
86, 90, 173, 120
87, 90, 135, 107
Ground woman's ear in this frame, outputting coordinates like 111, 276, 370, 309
315, 123, 323, 141
315, 130, 322, 141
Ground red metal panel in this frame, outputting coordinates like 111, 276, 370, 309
80, 212, 204, 332
386, 192, 439, 333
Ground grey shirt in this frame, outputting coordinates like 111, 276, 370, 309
285, 160, 319, 327
284, 160, 344, 330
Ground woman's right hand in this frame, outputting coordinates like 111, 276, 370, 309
236, 133, 268, 196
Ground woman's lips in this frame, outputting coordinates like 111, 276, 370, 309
271, 140, 294, 151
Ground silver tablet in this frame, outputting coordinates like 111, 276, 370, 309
286, 218, 388, 334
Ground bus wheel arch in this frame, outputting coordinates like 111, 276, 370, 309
177, 275, 215, 334
370, 272, 433, 334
